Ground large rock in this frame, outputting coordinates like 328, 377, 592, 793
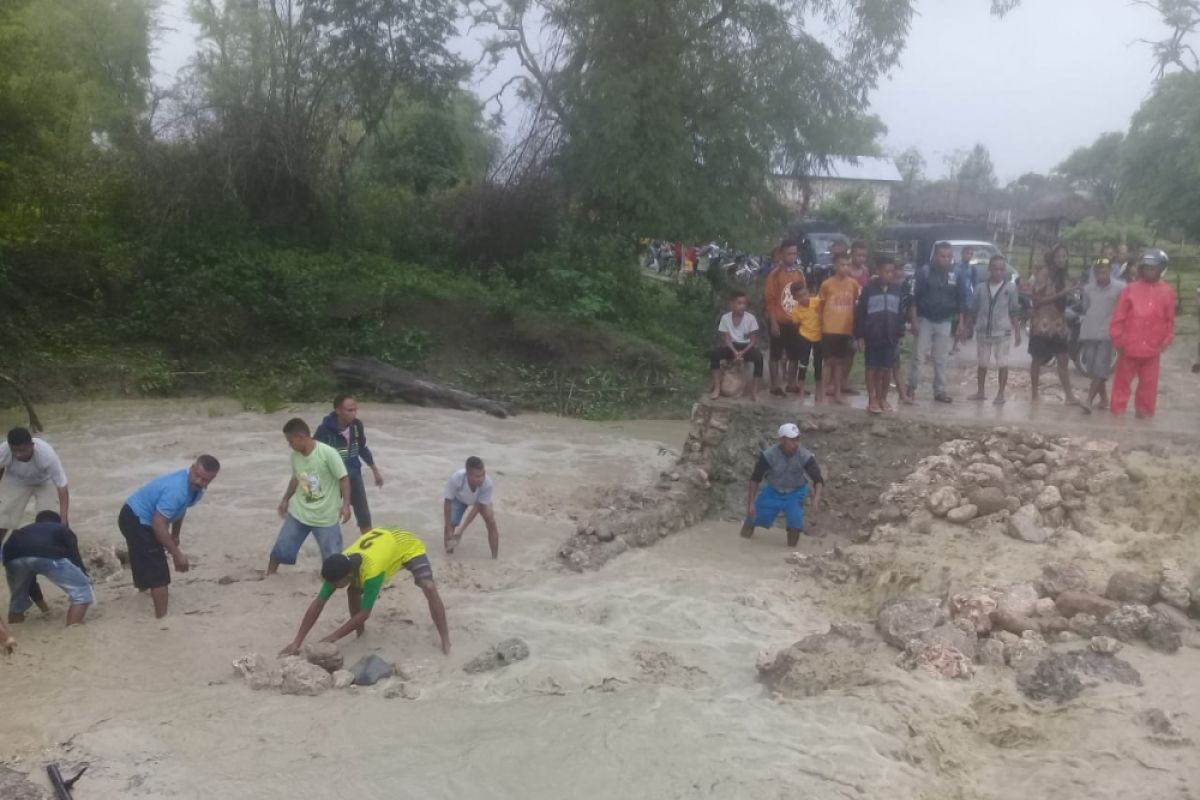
876, 598, 947, 649
946, 504, 978, 524
82, 543, 124, 582
996, 584, 1039, 618
899, 640, 975, 680
1150, 603, 1193, 632
757, 624, 879, 697
1158, 564, 1192, 611
921, 623, 978, 660
968, 487, 1007, 515
350, 654, 396, 686
977, 638, 1007, 666
928, 486, 961, 518
281, 658, 333, 696
966, 464, 1006, 487
1006, 505, 1046, 544
303, 642, 344, 673
1146, 611, 1182, 653
908, 509, 935, 535
950, 588, 998, 635
991, 609, 1041, 637
464, 638, 531, 674
1038, 562, 1091, 598
1105, 571, 1159, 606
1016, 650, 1142, 702
1056, 591, 1119, 620
1068, 613, 1101, 638
1102, 604, 1153, 643
1005, 631, 1049, 672
1034, 485, 1062, 511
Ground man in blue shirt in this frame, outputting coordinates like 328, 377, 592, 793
118, 455, 220, 618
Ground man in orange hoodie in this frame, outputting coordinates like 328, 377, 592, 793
764, 239, 806, 396
1109, 250, 1176, 418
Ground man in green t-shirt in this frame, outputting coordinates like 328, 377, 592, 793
266, 418, 351, 576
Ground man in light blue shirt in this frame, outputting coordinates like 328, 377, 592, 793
118, 455, 220, 618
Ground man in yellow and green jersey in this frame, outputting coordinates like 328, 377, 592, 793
280, 528, 450, 656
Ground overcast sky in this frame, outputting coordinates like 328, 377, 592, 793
153, 0, 1167, 183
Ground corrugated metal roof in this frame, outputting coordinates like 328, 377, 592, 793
806, 156, 902, 183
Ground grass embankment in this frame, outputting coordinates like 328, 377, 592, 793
3, 246, 711, 420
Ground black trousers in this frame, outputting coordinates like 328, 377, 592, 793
796, 337, 823, 382
709, 345, 764, 377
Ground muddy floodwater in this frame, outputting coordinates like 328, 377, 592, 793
1, 399, 1199, 800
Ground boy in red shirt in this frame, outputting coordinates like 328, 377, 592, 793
1109, 250, 1176, 418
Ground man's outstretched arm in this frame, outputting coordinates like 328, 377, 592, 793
281, 596, 329, 655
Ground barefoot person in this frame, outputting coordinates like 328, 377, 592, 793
314, 395, 384, 534
708, 290, 763, 401
967, 255, 1022, 405
1110, 250, 1176, 418
740, 423, 825, 547
1077, 259, 1124, 410
443, 457, 499, 558
0, 427, 71, 614
4, 511, 92, 626
764, 239, 806, 396
280, 528, 451, 656
855, 255, 905, 414
789, 283, 823, 404
118, 455, 220, 618
268, 418, 351, 575
818, 252, 860, 405
1029, 245, 1085, 410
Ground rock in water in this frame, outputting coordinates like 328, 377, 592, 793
757, 624, 878, 697
383, 680, 421, 700
1105, 571, 1159, 606
304, 642, 344, 673
899, 640, 975, 680
1034, 485, 1062, 511
1006, 505, 1046, 544
1068, 614, 1101, 638
996, 584, 1039, 618
1089, 636, 1123, 654
1038, 562, 1091, 597
350, 654, 396, 686
950, 589, 998, 635
1150, 603, 1192, 632
927, 487, 961, 517
232, 652, 270, 679
1017, 650, 1142, 702
946, 504, 978, 524
1056, 591, 1119, 620
82, 543, 124, 582
331, 670, 355, 689
908, 509, 935, 535
1146, 612, 1182, 654
1158, 564, 1191, 611
977, 638, 1007, 666
281, 658, 334, 696
968, 487, 1007, 516
876, 597, 946, 649
1005, 631, 1048, 672
463, 638, 531, 674
921, 623, 977, 660
1102, 604, 1153, 643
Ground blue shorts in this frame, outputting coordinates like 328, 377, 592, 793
450, 500, 469, 526
5, 556, 94, 614
270, 515, 344, 565
750, 485, 809, 530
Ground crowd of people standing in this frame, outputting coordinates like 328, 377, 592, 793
711, 237, 1180, 418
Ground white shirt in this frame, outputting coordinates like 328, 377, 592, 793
0, 438, 68, 487
988, 281, 1004, 300
717, 311, 760, 345
444, 468, 494, 506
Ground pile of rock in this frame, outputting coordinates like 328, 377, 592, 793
756, 624, 885, 697
874, 561, 1197, 683
874, 428, 1127, 544
232, 644, 397, 697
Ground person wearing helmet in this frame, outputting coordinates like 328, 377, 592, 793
740, 423, 825, 546
1109, 249, 1176, 418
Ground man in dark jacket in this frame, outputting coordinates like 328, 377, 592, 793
739, 423, 825, 547
3, 510, 92, 625
905, 242, 964, 403
855, 256, 906, 414
314, 395, 384, 534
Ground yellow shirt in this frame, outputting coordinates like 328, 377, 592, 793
818, 276, 860, 336
791, 298, 823, 342
318, 528, 427, 609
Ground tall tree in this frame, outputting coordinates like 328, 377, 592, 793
1121, 71, 1200, 237
472, 0, 909, 240
1054, 131, 1124, 215
957, 143, 997, 196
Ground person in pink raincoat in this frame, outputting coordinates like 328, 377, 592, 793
1109, 250, 1176, 418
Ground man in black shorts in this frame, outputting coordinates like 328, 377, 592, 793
764, 239, 806, 395
118, 456, 220, 618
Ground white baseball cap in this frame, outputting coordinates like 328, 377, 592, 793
777, 423, 801, 439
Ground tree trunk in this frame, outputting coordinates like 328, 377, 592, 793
0, 373, 43, 432
333, 357, 512, 419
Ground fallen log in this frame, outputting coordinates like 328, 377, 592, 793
333, 357, 512, 418
0, 372, 43, 432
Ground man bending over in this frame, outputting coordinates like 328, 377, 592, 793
443, 456, 499, 558
281, 528, 450, 656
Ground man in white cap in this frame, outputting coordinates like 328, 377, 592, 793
740, 423, 825, 546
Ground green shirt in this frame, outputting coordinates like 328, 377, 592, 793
288, 441, 348, 527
